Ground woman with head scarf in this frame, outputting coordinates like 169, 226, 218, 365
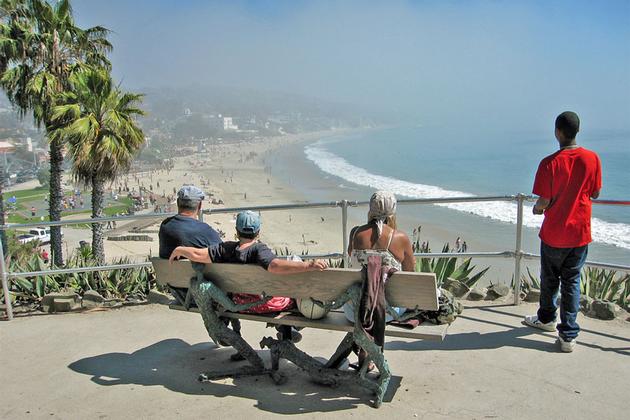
343, 191, 416, 370
348, 190, 415, 274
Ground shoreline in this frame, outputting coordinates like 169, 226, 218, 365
9, 126, 625, 287
92, 129, 361, 262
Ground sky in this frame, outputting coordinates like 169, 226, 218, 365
72, 0, 630, 129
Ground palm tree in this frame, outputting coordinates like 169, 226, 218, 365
0, 169, 6, 251
0, 0, 111, 266
51, 67, 145, 264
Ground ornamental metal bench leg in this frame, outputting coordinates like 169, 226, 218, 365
325, 332, 354, 369
167, 286, 187, 307
268, 345, 288, 385
353, 328, 391, 408
182, 287, 193, 310
342, 279, 391, 408
190, 279, 266, 380
260, 337, 379, 394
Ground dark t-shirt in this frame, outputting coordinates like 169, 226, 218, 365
208, 241, 277, 270
159, 215, 222, 258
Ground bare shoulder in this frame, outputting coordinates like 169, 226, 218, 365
393, 229, 411, 244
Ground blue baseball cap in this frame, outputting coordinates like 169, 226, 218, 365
236, 210, 261, 234
177, 185, 205, 201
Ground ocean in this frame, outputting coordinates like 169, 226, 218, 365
272, 125, 630, 268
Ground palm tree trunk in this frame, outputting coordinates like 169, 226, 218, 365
49, 137, 64, 266
0, 169, 6, 252
91, 174, 105, 265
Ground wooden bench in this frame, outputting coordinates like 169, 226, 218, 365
151, 258, 448, 408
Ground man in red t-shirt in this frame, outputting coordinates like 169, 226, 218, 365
524, 111, 602, 352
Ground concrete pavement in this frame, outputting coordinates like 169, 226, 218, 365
1, 301, 628, 419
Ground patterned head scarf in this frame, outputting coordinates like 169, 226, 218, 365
367, 190, 397, 237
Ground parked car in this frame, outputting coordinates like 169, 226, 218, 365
28, 228, 51, 244
16, 228, 62, 245
17, 234, 35, 244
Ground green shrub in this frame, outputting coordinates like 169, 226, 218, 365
516, 266, 629, 310
581, 267, 629, 309
2, 238, 155, 304
516, 267, 541, 295
416, 243, 489, 288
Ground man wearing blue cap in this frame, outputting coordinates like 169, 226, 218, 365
159, 185, 222, 258
170, 210, 328, 274
170, 210, 328, 344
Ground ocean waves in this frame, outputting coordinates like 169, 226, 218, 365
305, 143, 630, 250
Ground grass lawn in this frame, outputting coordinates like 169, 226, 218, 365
3, 186, 49, 201
6, 196, 134, 225
4, 186, 79, 203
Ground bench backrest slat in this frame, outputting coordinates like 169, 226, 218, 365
151, 258, 438, 310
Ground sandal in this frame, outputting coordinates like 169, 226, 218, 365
348, 361, 375, 373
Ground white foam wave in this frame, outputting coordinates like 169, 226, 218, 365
305, 143, 630, 250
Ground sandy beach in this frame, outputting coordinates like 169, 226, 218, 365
3, 128, 542, 286
0, 127, 522, 288
77, 131, 351, 263
63, 129, 520, 285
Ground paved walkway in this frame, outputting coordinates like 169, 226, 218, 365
1, 302, 628, 419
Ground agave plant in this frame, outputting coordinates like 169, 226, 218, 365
9, 252, 61, 301
102, 256, 154, 299
63, 244, 99, 292
581, 267, 629, 309
4, 235, 62, 301
621, 276, 630, 310
2, 238, 156, 304
517, 267, 542, 295
516, 266, 630, 310
416, 243, 489, 287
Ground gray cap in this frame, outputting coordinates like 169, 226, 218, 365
177, 185, 205, 201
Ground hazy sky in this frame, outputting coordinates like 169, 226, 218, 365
73, 0, 630, 129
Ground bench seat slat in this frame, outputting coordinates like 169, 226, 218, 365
168, 304, 448, 341
152, 259, 439, 311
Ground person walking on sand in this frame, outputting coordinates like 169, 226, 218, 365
523, 112, 602, 353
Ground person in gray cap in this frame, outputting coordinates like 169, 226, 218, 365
170, 210, 328, 348
158, 185, 221, 259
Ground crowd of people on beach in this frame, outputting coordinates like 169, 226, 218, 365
411, 226, 468, 253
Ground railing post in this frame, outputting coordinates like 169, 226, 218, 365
513, 193, 525, 305
341, 200, 349, 268
0, 236, 13, 320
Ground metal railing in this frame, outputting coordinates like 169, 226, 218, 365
1, 194, 628, 321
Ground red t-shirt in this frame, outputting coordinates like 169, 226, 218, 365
533, 147, 602, 248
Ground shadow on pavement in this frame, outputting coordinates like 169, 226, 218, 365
387, 325, 558, 353
68, 338, 386, 414
387, 310, 629, 356
476, 305, 630, 344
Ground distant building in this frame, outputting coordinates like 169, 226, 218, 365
0, 141, 15, 153
223, 117, 238, 131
